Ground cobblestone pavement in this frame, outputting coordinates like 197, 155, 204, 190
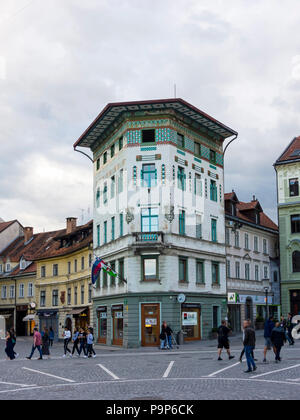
1, 334, 300, 400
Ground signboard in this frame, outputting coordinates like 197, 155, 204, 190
145, 318, 157, 327
115, 312, 123, 319
228, 293, 240, 304
100, 313, 107, 319
238, 295, 273, 305
182, 312, 198, 326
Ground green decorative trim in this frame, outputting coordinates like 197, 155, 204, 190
141, 147, 157, 151
177, 149, 186, 156
194, 157, 202, 164
210, 164, 217, 170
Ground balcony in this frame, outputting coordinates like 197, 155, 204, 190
132, 232, 165, 253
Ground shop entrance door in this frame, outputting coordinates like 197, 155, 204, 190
97, 309, 107, 344
112, 307, 123, 346
182, 307, 201, 341
141, 304, 160, 346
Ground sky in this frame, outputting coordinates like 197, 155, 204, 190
0, 0, 300, 232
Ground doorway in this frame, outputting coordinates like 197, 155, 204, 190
112, 306, 123, 346
97, 308, 107, 344
182, 307, 201, 341
141, 303, 160, 346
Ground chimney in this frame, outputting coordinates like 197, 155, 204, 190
252, 195, 256, 202
24, 227, 33, 243
66, 217, 77, 234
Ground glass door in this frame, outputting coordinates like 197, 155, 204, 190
112, 308, 123, 346
141, 304, 160, 346
97, 309, 107, 344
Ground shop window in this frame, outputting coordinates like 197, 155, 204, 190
213, 306, 220, 329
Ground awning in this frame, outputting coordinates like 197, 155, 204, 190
22, 314, 35, 322
69, 307, 88, 315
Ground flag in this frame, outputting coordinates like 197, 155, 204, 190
91, 258, 117, 284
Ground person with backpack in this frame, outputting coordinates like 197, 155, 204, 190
217, 320, 235, 361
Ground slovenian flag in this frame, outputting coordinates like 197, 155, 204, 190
92, 258, 117, 284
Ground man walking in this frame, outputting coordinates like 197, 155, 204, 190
263, 316, 275, 363
26, 327, 43, 360
217, 320, 235, 361
271, 322, 286, 363
243, 320, 257, 373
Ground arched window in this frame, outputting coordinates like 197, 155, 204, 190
292, 251, 300, 272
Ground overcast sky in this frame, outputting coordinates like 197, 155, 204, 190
0, 0, 300, 232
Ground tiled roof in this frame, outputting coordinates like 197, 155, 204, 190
275, 136, 300, 164
237, 200, 261, 211
0, 220, 20, 234
9, 262, 37, 277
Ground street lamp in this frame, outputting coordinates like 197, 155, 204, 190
264, 286, 269, 320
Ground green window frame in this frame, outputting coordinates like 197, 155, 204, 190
210, 180, 217, 202
211, 219, 217, 243
212, 262, 219, 284
177, 166, 186, 191
119, 136, 123, 151
97, 224, 100, 247
179, 210, 185, 235
120, 213, 124, 237
196, 260, 205, 284
141, 208, 159, 233
141, 164, 157, 188
111, 217, 115, 241
104, 221, 107, 244
103, 183, 108, 204
179, 257, 188, 283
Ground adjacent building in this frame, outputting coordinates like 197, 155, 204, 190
274, 136, 300, 316
225, 192, 279, 331
34, 219, 93, 341
74, 98, 238, 347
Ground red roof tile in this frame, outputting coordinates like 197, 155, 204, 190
276, 136, 300, 164
0, 220, 20, 234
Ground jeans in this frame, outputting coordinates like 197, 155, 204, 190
79, 341, 87, 356
245, 346, 256, 371
160, 339, 167, 349
64, 339, 71, 355
29, 345, 43, 359
167, 335, 173, 349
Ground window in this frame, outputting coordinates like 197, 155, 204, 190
179, 210, 185, 235
211, 219, 217, 243
210, 180, 217, 202
111, 144, 115, 158
74, 287, 78, 305
110, 261, 116, 286
119, 136, 123, 151
142, 164, 156, 188
289, 178, 299, 197
142, 129, 155, 143
103, 152, 107, 165
226, 260, 231, 278
81, 285, 85, 304
212, 262, 219, 284
293, 251, 300, 272
88, 284, 92, 303
245, 233, 249, 250
53, 264, 58, 276
74, 259, 77, 273
118, 169, 123, 193
177, 167, 186, 191
273, 271, 278, 282
103, 270, 108, 288
245, 264, 250, 280
28, 283, 33, 297
120, 213, 124, 237
225, 228, 230, 245
52, 290, 58, 306
141, 208, 159, 233
177, 133, 184, 148
234, 231, 240, 248
196, 215, 202, 239
9, 285, 15, 299
96, 188, 100, 208
67, 288, 71, 305
89, 254, 92, 268
41, 266, 46, 278
264, 266, 268, 279
119, 259, 124, 285
179, 258, 188, 283
194, 142, 201, 156
6, 263, 11, 272
95, 224, 100, 247
263, 239, 267, 254
81, 257, 84, 270
255, 265, 259, 281
104, 221, 107, 243
111, 217, 115, 241
254, 236, 259, 252
40, 291, 46, 307
210, 149, 216, 163
196, 260, 205, 284
195, 174, 202, 196
1, 286, 7, 299
291, 215, 300, 234
235, 262, 240, 279
142, 257, 158, 281
68, 261, 71, 275
96, 158, 100, 171
111, 176, 115, 198
103, 183, 108, 204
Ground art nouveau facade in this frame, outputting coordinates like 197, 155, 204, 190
74, 98, 238, 347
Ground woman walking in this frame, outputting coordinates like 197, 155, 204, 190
5, 330, 15, 360
62, 327, 72, 358
71, 327, 80, 357
42, 328, 50, 359
49, 327, 54, 347
10, 328, 18, 359
78, 328, 88, 358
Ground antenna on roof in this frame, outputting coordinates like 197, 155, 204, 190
174, 84, 177, 98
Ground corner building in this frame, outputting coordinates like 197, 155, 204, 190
74, 99, 238, 347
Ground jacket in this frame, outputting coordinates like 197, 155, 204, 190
264, 319, 275, 338
243, 327, 256, 347
160, 325, 173, 339
271, 327, 286, 347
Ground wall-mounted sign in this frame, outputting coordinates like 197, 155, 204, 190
228, 293, 240, 304
145, 318, 157, 327
115, 312, 123, 319
182, 312, 198, 326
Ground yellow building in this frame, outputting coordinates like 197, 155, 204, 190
34, 219, 93, 341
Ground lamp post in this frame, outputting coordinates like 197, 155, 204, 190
264, 287, 269, 320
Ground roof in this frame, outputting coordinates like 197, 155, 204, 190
225, 193, 278, 232
74, 98, 238, 150
0, 220, 21, 234
275, 136, 300, 165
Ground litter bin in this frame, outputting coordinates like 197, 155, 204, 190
177, 330, 184, 345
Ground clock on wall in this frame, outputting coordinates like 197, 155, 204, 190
177, 293, 186, 304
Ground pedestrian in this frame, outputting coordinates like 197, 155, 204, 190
78, 327, 88, 358
42, 327, 50, 359
239, 320, 256, 362
71, 327, 80, 357
287, 313, 295, 346
62, 326, 72, 358
263, 316, 275, 363
26, 327, 43, 360
49, 327, 54, 347
86, 328, 96, 358
243, 320, 257, 373
10, 328, 19, 359
5, 330, 15, 361
271, 322, 286, 363
217, 320, 235, 361
159, 321, 173, 350
280, 315, 292, 346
